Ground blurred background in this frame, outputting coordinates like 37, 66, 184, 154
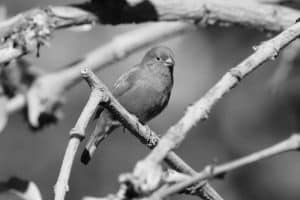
1, 1, 300, 200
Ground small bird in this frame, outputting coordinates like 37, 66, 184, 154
81, 46, 175, 164
0, 177, 42, 200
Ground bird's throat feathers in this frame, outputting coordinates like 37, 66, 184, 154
145, 63, 174, 86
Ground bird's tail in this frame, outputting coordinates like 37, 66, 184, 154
81, 118, 117, 165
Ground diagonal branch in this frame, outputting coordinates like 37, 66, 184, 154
149, 134, 300, 200
122, 20, 300, 196
0, 6, 96, 65
76, 68, 222, 200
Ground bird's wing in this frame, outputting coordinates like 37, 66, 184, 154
112, 66, 141, 97
94, 66, 141, 120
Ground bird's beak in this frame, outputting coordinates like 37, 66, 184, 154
165, 57, 174, 66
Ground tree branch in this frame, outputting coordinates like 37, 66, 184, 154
0, 6, 96, 65
121, 20, 300, 195
148, 134, 300, 200
74, 0, 300, 32
1, 0, 299, 66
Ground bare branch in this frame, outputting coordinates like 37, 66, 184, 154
149, 134, 300, 200
122, 20, 300, 195
0, 6, 96, 65
74, 0, 300, 32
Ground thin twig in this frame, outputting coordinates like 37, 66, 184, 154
0, 6, 96, 65
149, 134, 300, 200
124, 20, 300, 195
54, 69, 108, 200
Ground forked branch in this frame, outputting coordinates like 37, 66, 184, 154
54, 69, 108, 200
148, 134, 300, 200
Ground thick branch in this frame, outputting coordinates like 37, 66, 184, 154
124, 20, 300, 195
150, 134, 300, 200
0, 6, 96, 65
74, 0, 300, 32
79, 69, 222, 200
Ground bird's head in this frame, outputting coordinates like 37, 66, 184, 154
142, 46, 175, 70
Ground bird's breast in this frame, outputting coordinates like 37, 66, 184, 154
117, 76, 172, 123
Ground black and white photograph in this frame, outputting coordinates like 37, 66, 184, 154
0, 1, 300, 200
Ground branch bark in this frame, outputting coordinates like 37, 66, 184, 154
74, 0, 300, 32
122, 20, 300, 195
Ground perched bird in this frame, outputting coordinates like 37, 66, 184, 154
0, 177, 42, 200
81, 46, 175, 164
80, 46, 224, 200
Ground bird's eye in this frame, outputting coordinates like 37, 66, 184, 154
156, 57, 161, 61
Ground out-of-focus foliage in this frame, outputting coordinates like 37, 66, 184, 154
1, 1, 300, 200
